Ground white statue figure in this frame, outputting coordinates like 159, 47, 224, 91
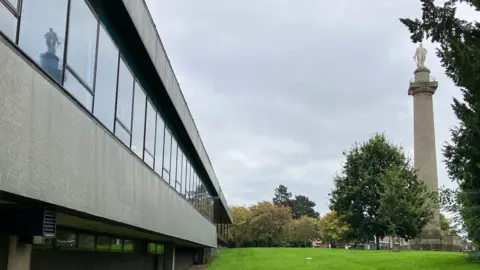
44, 28, 60, 55
414, 42, 427, 69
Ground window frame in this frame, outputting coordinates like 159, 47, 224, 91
0, 0, 20, 43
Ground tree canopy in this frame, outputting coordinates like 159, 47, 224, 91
291, 195, 320, 220
329, 133, 430, 248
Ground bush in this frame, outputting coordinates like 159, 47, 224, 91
466, 251, 480, 264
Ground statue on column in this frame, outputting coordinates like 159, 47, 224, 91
414, 42, 427, 69
44, 28, 60, 55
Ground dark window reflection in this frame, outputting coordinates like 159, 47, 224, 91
93, 26, 118, 131
78, 234, 94, 250
131, 82, 146, 158
115, 121, 130, 147
96, 236, 110, 251
64, 69, 93, 111
0, 3, 17, 41
154, 115, 165, 174
116, 58, 134, 130
19, 0, 68, 83
66, 0, 97, 87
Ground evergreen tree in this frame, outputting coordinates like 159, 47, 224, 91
291, 195, 319, 220
272, 184, 292, 208
400, 0, 480, 245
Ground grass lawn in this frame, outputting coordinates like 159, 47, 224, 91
208, 248, 476, 270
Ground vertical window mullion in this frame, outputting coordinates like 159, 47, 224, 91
91, 21, 100, 112
112, 53, 120, 134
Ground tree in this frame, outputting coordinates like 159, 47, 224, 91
291, 195, 319, 220
440, 213, 452, 234
229, 206, 252, 247
400, 0, 480, 246
378, 166, 433, 250
291, 216, 320, 247
329, 133, 418, 249
318, 211, 350, 247
248, 202, 292, 246
272, 185, 292, 208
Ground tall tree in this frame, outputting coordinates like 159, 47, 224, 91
378, 166, 433, 250
291, 195, 319, 220
329, 133, 416, 249
318, 211, 350, 247
272, 185, 292, 208
400, 0, 480, 245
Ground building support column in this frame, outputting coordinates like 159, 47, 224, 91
163, 243, 175, 270
6, 236, 31, 270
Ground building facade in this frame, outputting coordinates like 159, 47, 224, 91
0, 0, 232, 269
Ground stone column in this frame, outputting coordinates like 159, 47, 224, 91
408, 67, 441, 236
6, 236, 31, 270
163, 243, 175, 270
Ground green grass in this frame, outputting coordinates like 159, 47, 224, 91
208, 248, 476, 270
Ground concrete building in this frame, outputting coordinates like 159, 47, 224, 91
0, 0, 232, 269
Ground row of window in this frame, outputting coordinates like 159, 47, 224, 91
0, 0, 214, 222
34, 229, 164, 255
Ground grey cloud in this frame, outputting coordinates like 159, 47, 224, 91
146, 0, 467, 214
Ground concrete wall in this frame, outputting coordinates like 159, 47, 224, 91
31, 250, 156, 270
0, 38, 216, 247
119, 0, 231, 221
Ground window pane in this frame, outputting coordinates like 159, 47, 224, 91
56, 230, 76, 249
0, 3, 17, 41
115, 121, 130, 147
96, 236, 110, 251
63, 69, 93, 111
163, 170, 170, 183
170, 139, 177, 188
19, 0, 68, 83
154, 115, 164, 174
93, 26, 118, 131
7, 0, 18, 9
144, 150, 154, 168
116, 58, 134, 130
145, 102, 156, 153
78, 234, 94, 250
163, 128, 171, 174
123, 240, 135, 253
131, 82, 146, 158
178, 150, 184, 192
66, 0, 97, 87
110, 238, 122, 252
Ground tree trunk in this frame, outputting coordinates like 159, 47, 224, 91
376, 236, 380, 250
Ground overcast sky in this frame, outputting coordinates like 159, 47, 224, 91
145, 0, 478, 214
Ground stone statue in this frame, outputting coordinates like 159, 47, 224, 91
44, 28, 60, 55
414, 42, 427, 69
